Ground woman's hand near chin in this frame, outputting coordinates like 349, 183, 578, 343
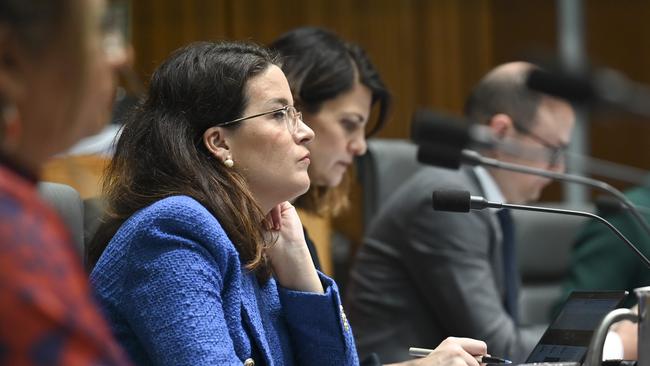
264, 201, 323, 293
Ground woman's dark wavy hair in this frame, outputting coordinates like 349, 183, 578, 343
86, 41, 279, 281
269, 27, 392, 216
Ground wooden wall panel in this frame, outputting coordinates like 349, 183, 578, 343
414, 0, 494, 114
131, 0, 493, 139
131, 0, 229, 80
585, 0, 650, 186
490, 0, 556, 64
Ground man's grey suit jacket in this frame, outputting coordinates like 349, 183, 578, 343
346, 166, 538, 364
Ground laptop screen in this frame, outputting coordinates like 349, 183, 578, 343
525, 291, 627, 363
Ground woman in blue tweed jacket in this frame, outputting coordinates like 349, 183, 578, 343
86, 41, 357, 365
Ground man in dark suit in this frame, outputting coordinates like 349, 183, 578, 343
346, 62, 576, 364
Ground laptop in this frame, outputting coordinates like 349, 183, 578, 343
515, 291, 628, 365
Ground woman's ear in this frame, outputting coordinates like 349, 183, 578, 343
203, 126, 233, 167
488, 113, 514, 140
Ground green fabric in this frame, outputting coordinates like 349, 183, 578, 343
558, 185, 650, 311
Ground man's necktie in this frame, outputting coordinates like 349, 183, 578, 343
497, 208, 518, 323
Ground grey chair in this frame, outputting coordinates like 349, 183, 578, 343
357, 138, 424, 229
514, 202, 593, 326
38, 182, 109, 264
83, 196, 106, 250
37, 182, 85, 254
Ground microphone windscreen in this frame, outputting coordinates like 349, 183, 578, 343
432, 190, 471, 212
417, 144, 463, 170
526, 68, 596, 104
411, 109, 470, 147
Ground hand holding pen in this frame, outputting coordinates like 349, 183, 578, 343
410, 348, 512, 364
401, 338, 488, 366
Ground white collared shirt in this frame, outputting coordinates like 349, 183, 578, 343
473, 166, 505, 210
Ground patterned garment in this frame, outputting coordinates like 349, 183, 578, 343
0, 162, 130, 366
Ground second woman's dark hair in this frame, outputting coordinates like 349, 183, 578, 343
270, 27, 391, 137
87, 41, 279, 280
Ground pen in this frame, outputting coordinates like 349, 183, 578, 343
479, 356, 512, 364
409, 348, 512, 364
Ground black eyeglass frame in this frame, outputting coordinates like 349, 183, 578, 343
511, 121, 568, 167
217, 105, 302, 133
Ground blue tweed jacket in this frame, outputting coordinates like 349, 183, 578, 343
90, 195, 358, 366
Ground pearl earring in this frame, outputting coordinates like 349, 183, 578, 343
224, 156, 234, 168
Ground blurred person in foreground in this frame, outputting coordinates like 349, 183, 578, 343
0, 0, 130, 364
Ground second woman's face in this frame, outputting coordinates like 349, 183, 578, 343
225, 65, 315, 212
302, 80, 372, 188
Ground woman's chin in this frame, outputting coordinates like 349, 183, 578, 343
327, 172, 345, 188
295, 175, 312, 196
311, 171, 344, 188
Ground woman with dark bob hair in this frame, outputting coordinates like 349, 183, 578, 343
87, 41, 359, 365
270, 27, 390, 218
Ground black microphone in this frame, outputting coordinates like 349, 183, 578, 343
416, 144, 464, 170
431, 190, 471, 212
432, 189, 650, 269
526, 67, 650, 118
417, 146, 650, 240
526, 68, 596, 104
411, 109, 496, 150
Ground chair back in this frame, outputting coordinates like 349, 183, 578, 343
357, 138, 424, 229
37, 182, 84, 253
514, 202, 593, 325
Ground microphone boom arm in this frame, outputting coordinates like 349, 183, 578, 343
499, 201, 650, 269
432, 188, 650, 269
462, 149, 650, 241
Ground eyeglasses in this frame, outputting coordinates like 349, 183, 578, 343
219, 105, 303, 134
512, 121, 567, 167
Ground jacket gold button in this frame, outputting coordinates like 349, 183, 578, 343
244, 358, 255, 366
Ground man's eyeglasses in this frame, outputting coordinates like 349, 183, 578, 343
512, 121, 567, 167
219, 105, 303, 135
